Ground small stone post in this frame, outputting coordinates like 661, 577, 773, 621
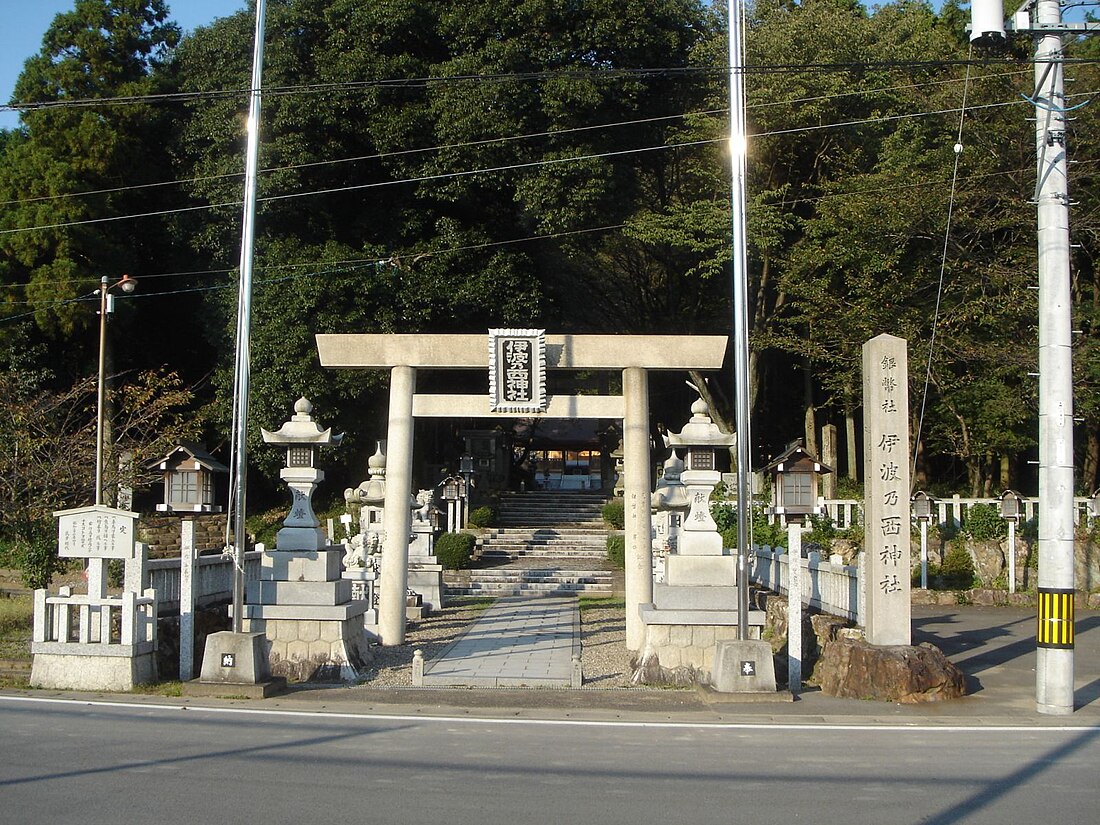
179, 519, 196, 682
787, 523, 803, 693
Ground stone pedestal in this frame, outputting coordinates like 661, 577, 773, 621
408, 521, 443, 611
243, 546, 371, 682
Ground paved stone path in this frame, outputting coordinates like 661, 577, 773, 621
417, 596, 580, 688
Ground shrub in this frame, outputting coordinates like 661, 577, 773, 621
711, 502, 736, 533
436, 532, 476, 570
11, 536, 65, 590
466, 506, 496, 529
939, 543, 977, 589
606, 535, 625, 569
806, 514, 837, 549
963, 503, 1007, 541
601, 499, 625, 529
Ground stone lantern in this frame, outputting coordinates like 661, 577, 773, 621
261, 397, 343, 552
664, 396, 736, 556
244, 398, 369, 682
636, 394, 769, 691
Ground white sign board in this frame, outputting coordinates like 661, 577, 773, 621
55, 505, 138, 559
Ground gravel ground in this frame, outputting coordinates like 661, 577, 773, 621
360, 597, 635, 688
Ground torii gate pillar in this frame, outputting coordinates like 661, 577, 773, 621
378, 365, 416, 644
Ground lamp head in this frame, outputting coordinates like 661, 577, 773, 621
118, 274, 138, 293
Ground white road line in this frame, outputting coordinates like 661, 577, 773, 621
1, 694, 1095, 733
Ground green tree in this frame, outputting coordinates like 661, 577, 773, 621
0, 0, 180, 356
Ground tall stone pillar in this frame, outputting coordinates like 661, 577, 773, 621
862, 334, 911, 646
379, 365, 416, 645
623, 366, 652, 650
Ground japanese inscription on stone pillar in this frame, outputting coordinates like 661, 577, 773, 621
488, 329, 546, 413
862, 334, 911, 645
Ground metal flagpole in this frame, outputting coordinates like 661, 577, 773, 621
728, 0, 753, 640
230, 0, 268, 634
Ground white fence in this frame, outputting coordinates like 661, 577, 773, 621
752, 546, 860, 621
147, 550, 263, 615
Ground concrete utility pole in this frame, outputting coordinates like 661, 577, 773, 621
970, 0, 1099, 714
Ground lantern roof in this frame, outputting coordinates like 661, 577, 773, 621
261, 397, 343, 445
760, 439, 833, 476
148, 441, 229, 474
664, 396, 735, 449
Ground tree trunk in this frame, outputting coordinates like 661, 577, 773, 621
803, 358, 817, 457
846, 408, 858, 482
1084, 429, 1100, 495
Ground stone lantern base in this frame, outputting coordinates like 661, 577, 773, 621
243, 546, 372, 682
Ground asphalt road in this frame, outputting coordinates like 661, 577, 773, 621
2, 696, 1097, 825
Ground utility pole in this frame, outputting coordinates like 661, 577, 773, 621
970, 0, 1099, 715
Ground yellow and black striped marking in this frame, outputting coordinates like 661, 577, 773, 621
1037, 587, 1075, 649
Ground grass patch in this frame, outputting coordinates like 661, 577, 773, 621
443, 596, 496, 612
0, 596, 33, 660
578, 596, 625, 612
131, 680, 184, 697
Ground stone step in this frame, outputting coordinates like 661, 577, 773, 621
479, 548, 608, 559
444, 581, 614, 596
480, 542, 607, 553
486, 530, 607, 543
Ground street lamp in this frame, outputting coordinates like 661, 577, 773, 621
95, 274, 137, 506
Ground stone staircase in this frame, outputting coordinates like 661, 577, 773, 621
444, 491, 618, 597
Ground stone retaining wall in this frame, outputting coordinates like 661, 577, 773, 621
138, 514, 228, 557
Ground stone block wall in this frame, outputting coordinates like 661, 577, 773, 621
635, 623, 760, 686
243, 616, 370, 682
138, 514, 228, 557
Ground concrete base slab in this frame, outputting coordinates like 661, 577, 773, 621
30, 651, 157, 692
181, 677, 287, 699
696, 683, 794, 703
712, 639, 778, 693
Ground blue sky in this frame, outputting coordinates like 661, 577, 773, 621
1, 0, 246, 130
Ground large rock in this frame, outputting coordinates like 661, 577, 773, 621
812, 636, 967, 703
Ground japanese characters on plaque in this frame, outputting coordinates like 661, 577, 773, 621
55, 505, 138, 560
862, 334, 911, 646
488, 329, 547, 413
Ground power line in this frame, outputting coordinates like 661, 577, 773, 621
3, 57, 1088, 115
4, 88, 1070, 238
2, 67, 1030, 210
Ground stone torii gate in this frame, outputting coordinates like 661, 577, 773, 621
316, 333, 728, 650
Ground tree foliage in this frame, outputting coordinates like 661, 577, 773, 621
1, 0, 1098, 525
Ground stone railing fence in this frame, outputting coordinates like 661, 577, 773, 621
146, 549, 263, 616
752, 546, 860, 622
761, 495, 1094, 530
34, 587, 158, 653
